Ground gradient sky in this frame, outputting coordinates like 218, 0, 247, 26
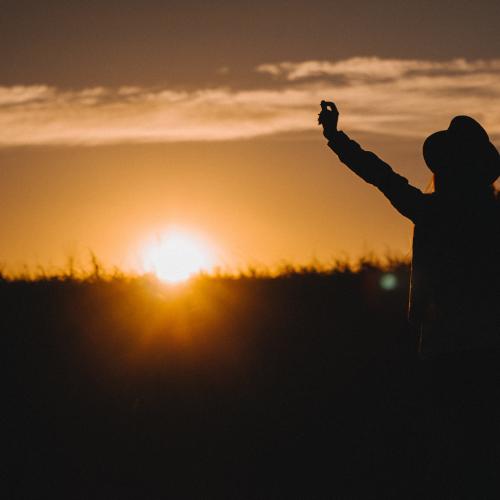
1, 0, 500, 275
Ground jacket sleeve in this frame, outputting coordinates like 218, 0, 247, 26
328, 131, 429, 224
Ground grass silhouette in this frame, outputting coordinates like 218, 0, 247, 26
3, 256, 426, 498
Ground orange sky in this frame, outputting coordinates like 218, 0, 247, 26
1, 1, 499, 276
0, 129, 445, 275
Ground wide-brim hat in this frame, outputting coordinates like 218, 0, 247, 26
423, 116, 500, 185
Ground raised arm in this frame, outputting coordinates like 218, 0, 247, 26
319, 101, 429, 224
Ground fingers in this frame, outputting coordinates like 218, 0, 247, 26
318, 102, 338, 125
318, 110, 329, 125
321, 101, 338, 114
319, 100, 339, 133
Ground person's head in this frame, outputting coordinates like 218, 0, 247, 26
423, 116, 500, 194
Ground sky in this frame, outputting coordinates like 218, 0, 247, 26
1, 0, 500, 275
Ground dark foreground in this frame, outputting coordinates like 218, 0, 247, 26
1, 261, 482, 498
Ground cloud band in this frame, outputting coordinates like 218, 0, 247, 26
1, 57, 500, 146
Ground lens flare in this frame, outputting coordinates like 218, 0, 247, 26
379, 273, 398, 291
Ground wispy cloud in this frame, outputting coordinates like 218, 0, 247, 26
1, 58, 500, 146
256, 57, 500, 81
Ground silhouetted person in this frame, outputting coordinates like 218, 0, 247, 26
319, 101, 500, 497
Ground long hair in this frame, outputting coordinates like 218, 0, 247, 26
425, 175, 435, 194
426, 173, 498, 196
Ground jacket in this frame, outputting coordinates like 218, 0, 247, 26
328, 131, 500, 357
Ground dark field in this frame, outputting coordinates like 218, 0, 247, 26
2, 259, 428, 499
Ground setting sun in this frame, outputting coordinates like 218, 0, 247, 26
141, 231, 214, 283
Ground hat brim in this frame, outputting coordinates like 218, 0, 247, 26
423, 130, 500, 185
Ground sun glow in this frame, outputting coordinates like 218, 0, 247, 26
141, 231, 214, 283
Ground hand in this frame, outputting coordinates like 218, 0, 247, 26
318, 100, 339, 140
